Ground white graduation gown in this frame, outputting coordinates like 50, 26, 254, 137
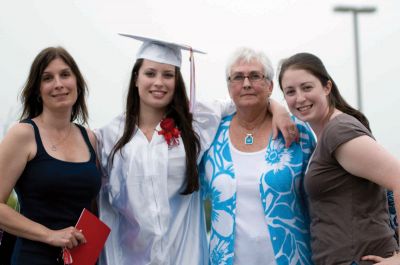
96, 100, 233, 265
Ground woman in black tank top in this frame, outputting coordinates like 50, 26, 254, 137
0, 47, 101, 265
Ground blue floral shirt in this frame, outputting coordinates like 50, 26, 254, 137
200, 114, 316, 265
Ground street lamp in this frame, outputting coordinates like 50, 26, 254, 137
333, 5, 377, 111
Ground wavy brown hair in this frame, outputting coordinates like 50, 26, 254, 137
20, 46, 88, 124
278, 52, 370, 132
110, 59, 201, 194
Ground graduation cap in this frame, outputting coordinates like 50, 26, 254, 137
119, 33, 206, 111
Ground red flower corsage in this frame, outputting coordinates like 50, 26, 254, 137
158, 117, 181, 148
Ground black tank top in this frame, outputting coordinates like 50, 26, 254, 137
12, 119, 101, 265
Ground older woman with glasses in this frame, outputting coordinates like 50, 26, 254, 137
200, 47, 316, 265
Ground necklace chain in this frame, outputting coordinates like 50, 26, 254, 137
49, 123, 72, 151
236, 115, 265, 145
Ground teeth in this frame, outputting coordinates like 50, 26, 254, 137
151, 91, 166, 97
298, 105, 312, 111
53, 93, 68, 97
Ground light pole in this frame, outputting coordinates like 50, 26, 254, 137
333, 5, 377, 112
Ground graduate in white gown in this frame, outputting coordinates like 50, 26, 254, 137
95, 34, 297, 265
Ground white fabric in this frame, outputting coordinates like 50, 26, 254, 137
119, 33, 205, 67
96, 100, 234, 265
137, 41, 181, 67
229, 141, 276, 265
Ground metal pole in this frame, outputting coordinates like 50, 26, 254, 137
333, 6, 376, 112
353, 12, 362, 111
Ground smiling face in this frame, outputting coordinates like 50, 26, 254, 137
281, 68, 331, 125
39, 57, 78, 112
228, 59, 272, 110
135, 59, 176, 112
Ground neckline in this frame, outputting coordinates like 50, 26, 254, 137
29, 119, 93, 164
229, 136, 270, 155
136, 123, 163, 144
229, 112, 271, 150
317, 112, 347, 140
228, 126, 273, 154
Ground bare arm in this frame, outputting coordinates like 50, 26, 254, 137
335, 135, 400, 262
335, 135, 400, 213
269, 99, 298, 147
0, 124, 85, 248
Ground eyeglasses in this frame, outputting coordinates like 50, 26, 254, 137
228, 72, 267, 84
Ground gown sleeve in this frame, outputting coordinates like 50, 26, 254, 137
193, 99, 235, 164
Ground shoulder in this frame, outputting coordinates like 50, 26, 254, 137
99, 114, 125, 133
221, 113, 234, 123
324, 113, 371, 140
94, 114, 127, 156
83, 127, 97, 150
0, 122, 36, 158
3, 122, 35, 143
292, 116, 316, 142
321, 113, 372, 154
95, 114, 125, 140
214, 114, 233, 135
292, 116, 312, 133
194, 99, 228, 113
285, 116, 317, 153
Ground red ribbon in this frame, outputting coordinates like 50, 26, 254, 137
62, 247, 73, 264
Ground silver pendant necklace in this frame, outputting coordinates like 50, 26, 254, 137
236, 113, 268, 145
244, 133, 254, 145
237, 121, 259, 145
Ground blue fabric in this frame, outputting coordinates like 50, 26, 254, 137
200, 114, 316, 265
12, 119, 101, 265
387, 190, 398, 242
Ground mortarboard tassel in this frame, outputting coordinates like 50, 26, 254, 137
189, 48, 196, 112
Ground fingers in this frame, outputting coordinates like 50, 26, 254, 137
361, 255, 384, 262
48, 227, 86, 248
73, 229, 86, 244
65, 229, 86, 249
283, 125, 298, 148
272, 124, 278, 140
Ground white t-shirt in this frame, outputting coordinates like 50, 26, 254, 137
229, 140, 277, 265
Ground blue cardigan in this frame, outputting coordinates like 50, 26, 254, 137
200, 114, 316, 265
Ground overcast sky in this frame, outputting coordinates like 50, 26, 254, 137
1, 0, 399, 157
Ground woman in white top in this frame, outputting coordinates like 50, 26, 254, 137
96, 35, 297, 265
200, 47, 316, 265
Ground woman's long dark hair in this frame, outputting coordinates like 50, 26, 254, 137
20, 46, 89, 124
110, 59, 201, 194
278, 52, 370, 132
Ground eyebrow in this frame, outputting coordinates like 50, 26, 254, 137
231, 70, 263, 74
42, 67, 71, 74
143, 67, 175, 72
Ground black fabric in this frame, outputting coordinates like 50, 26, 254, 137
11, 119, 101, 265
0, 231, 16, 265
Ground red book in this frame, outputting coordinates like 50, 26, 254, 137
69, 208, 111, 265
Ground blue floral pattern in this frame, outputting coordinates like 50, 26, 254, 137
387, 190, 398, 241
200, 114, 316, 265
